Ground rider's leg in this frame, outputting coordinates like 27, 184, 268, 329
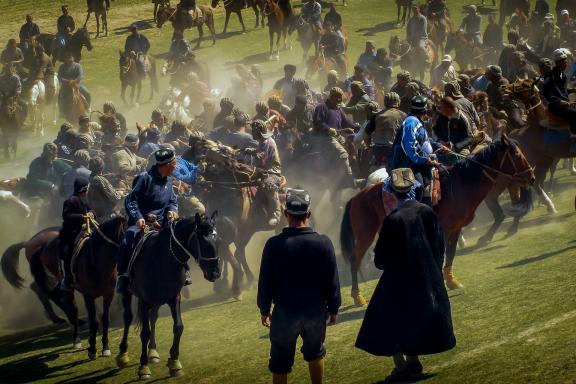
116, 226, 137, 293
79, 85, 91, 107
59, 237, 73, 291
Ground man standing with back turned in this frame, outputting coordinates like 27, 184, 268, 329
257, 189, 341, 384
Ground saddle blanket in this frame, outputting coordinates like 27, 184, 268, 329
541, 128, 576, 153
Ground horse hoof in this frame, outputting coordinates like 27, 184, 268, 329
233, 294, 243, 301
170, 369, 184, 377
116, 352, 130, 368
148, 349, 160, 364
73, 341, 83, 350
167, 358, 182, 370
444, 276, 464, 290
353, 294, 367, 307
138, 365, 152, 380
102, 349, 112, 357
88, 351, 97, 360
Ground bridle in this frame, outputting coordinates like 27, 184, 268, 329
168, 219, 219, 265
509, 79, 542, 113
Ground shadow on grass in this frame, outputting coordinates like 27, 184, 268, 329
0, 349, 86, 383
0, 325, 77, 360
497, 244, 576, 269
458, 244, 507, 256
224, 52, 271, 67
373, 372, 436, 383
471, 5, 497, 15
114, 20, 156, 35
356, 21, 398, 36
58, 367, 120, 384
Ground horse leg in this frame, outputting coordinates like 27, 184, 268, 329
351, 236, 372, 307
237, 11, 247, 33
130, 84, 136, 106
443, 230, 464, 289
234, 235, 254, 288
83, 294, 99, 360
116, 293, 133, 369
103, 10, 108, 37
136, 81, 142, 104
121, 83, 127, 105
196, 25, 203, 48
547, 159, 559, 195
137, 300, 152, 380
147, 306, 161, 364
30, 281, 66, 324
209, 15, 217, 45
269, 30, 274, 59
167, 296, 184, 377
477, 193, 505, 245
101, 293, 112, 358
223, 11, 231, 34
253, 3, 260, 28
95, 12, 100, 38
534, 161, 557, 213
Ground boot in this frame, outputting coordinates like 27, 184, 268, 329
443, 265, 464, 289
115, 245, 131, 293
267, 191, 282, 227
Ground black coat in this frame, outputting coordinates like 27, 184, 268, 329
355, 200, 456, 356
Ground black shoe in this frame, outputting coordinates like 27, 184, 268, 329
116, 275, 130, 293
406, 359, 423, 375
184, 270, 192, 286
60, 277, 72, 291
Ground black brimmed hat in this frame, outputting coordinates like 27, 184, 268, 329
285, 188, 311, 216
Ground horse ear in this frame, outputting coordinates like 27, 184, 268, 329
211, 210, 218, 221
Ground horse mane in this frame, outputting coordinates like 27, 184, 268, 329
94, 215, 127, 244
444, 142, 500, 184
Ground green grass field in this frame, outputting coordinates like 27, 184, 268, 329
0, 0, 575, 383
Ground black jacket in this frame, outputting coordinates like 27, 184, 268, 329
355, 200, 456, 356
433, 110, 474, 151
257, 227, 341, 316
543, 67, 569, 107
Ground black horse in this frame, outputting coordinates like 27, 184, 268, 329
211, 0, 265, 34
115, 214, 220, 380
37, 27, 93, 65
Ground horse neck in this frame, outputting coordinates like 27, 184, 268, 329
526, 97, 546, 128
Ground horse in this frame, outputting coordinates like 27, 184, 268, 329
115, 214, 220, 380
499, 0, 530, 26
445, 31, 489, 70
26, 73, 60, 136
305, 45, 348, 79
288, 14, 316, 60
1, 227, 72, 325
0, 94, 27, 160
263, 0, 288, 61
119, 51, 159, 105
84, 0, 109, 37
505, 79, 576, 214
153, 0, 170, 22
340, 134, 535, 306
156, 3, 216, 48
389, 36, 436, 81
211, 0, 265, 34
427, 12, 454, 58
38, 27, 93, 65
59, 81, 90, 124
396, 0, 412, 26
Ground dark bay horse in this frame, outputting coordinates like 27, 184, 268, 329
211, 0, 265, 34
84, 0, 109, 37
505, 79, 575, 214
119, 51, 159, 105
156, 4, 216, 47
115, 214, 220, 380
445, 31, 489, 70
1, 227, 68, 324
38, 27, 93, 65
70, 216, 126, 360
263, 0, 287, 60
396, 0, 412, 26
340, 135, 535, 306
499, 0, 530, 25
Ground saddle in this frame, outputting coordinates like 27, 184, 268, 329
127, 215, 161, 277
541, 110, 571, 131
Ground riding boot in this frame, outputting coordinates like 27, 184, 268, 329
115, 243, 131, 293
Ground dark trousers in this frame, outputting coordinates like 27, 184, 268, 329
373, 145, 392, 169
411, 162, 433, 206
268, 305, 327, 374
117, 225, 140, 275
549, 103, 576, 134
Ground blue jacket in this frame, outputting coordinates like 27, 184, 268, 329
400, 115, 434, 164
173, 157, 199, 185
125, 165, 178, 226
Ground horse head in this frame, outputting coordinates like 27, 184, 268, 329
192, 212, 220, 282
156, 4, 170, 28
489, 133, 535, 187
388, 36, 401, 57
211, 0, 220, 8
119, 50, 134, 76
505, 78, 542, 111
76, 27, 93, 51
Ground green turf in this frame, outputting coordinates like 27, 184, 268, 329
1, 0, 575, 383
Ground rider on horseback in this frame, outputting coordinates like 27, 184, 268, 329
406, 5, 430, 65
319, 23, 346, 76
116, 148, 181, 293
125, 24, 150, 76
56, 5, 76, 53
301, 0, 323, 35
459, 5, 482, 46
19, 15, 41, 51
57, 51, 91, 116
484, 64, 525, 130
1, 39, 25, 77
168, 30, 193, 63
59, 176, 93, 291
543, 49, 576, 134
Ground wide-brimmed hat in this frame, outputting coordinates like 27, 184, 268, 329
390, 168, 415, 193
384, 92, 401, 108
251, 119, 272, 139
285, 188, 311, 216
485, 65, 502, 77
444, 81, 464, 99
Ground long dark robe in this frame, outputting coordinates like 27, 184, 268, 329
355, 199, 456, 356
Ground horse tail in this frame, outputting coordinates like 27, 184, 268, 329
340, 199, 355, 264
1, 242, 26, 289
29, 246, 50, 293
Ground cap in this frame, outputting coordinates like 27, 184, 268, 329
539, 57, 553, 69
284, 64, 296, 72
73, 177, 90, 194
390, 168, 415, 193
350, 81, 366, 93
251, 119, 272, 139
147, 128, 161, 140
411, 95, 428, 114
485, 65, 502, 77
467, 4, 477, 12
444, 81, 463, 99
553, 48, 568, 62
124, 133, 139, 145
78, 114, 90, 124
384, 92, 400, 108
155, 148, 175, 165
285, 188, 311, 216
561, 9, 569, 16
442, 54, 452, 63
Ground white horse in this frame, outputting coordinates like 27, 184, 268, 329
159, 87, 193, 125
28, 74, 59, 136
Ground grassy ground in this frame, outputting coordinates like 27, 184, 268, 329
1, 0, 575, 383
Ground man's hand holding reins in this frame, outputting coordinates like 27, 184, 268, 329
261, 313, 271, 328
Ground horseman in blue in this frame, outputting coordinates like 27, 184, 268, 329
389, 96, 442, 206
116, 148, 181, 293
55, 6, 76, 57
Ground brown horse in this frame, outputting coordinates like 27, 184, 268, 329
153, 0, 170, 22
212, 0, 265, 33
156, 3, 216, 47
60, 81, 89, 124
427, 13, 454, 58
396, 0, 412, 26
445, 31, 489, 70
263, 0, 288, 60
119, 51, 159, 105
499, 0, 530, 26
0, 94, 27, 160
340, 134, 535, 306
505, 79, 575, 213
84, 0, 109, 37
1, 227, 70, 325
69, 216, 126, 360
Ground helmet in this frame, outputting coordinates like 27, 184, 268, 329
410, 95, 428, 114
